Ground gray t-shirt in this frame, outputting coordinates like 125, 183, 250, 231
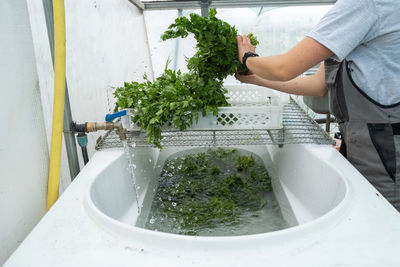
307, 0, 400, 105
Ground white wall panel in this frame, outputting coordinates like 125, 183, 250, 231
0, 0, 48, 264
27, 0, 154, 192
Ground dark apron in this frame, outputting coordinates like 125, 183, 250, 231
325, 58, 400, 211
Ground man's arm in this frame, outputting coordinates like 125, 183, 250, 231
235, 62, 327, 97
237, 36, 333, 81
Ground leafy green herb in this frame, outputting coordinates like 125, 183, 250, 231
146, 148, 272, 235
236, 155, 255, 171
114, 9, 259, 147
113, 70, 228, 148
162, 9, 259, 80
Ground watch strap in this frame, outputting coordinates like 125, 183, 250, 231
242, 52, 259, 69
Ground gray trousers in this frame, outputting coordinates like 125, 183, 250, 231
325, 59, 400, 211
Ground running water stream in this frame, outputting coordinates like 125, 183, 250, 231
122, 140, 141, 214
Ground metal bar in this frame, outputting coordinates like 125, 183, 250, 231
95, 98, 335, 150
325, 112, 331, 133
267, 130, 278, 145
173, 9, 182, 70
42, 0, 80, 180
142, 0, 336, 10
127, 0, 145, 10
200, 0, 210, 17
81, 147, 89, 165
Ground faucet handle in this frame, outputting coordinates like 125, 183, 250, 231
105, 110, 127, 122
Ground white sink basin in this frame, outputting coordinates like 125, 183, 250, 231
6, 144, 400, 266
84, 144, 349, 248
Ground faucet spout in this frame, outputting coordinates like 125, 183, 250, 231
72, 121, 127, 141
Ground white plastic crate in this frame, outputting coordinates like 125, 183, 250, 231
224, 84, 289, 106
121, 84, 287, 131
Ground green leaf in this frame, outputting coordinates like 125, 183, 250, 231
113, 9, 254, 148
149, 118, 159, 125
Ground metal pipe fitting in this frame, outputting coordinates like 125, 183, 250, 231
72, 121, 127, 141
86, 121, 127, 141
86, 121, 119, 132
116, 128, 127, 141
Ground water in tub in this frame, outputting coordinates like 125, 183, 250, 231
136, 147, 288, 236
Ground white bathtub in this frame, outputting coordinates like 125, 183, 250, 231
5, 144, 400, 266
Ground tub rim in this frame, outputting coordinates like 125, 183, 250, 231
83, 144, 353, 250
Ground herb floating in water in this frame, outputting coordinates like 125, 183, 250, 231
145, 148, 272, 236
113, 9, 259, 147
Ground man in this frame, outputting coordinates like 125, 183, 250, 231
235, 0, 400, 211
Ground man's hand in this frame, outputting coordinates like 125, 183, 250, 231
236, 35, 256, 64
234, 71, 261, 85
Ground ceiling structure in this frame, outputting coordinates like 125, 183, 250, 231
136, 0, 336, 10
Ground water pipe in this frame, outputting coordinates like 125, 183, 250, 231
88, 121, 127, 141
71, 111, 131, 165
47, 0, 66, 210
42, 0, 81, 181
72, 121, 127, 141
77, 133, 89, 165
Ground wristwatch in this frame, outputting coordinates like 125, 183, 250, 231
242, 51, 259, 69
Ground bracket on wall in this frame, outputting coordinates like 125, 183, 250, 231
200, 0, 211, 17
128, 0, 145, 10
